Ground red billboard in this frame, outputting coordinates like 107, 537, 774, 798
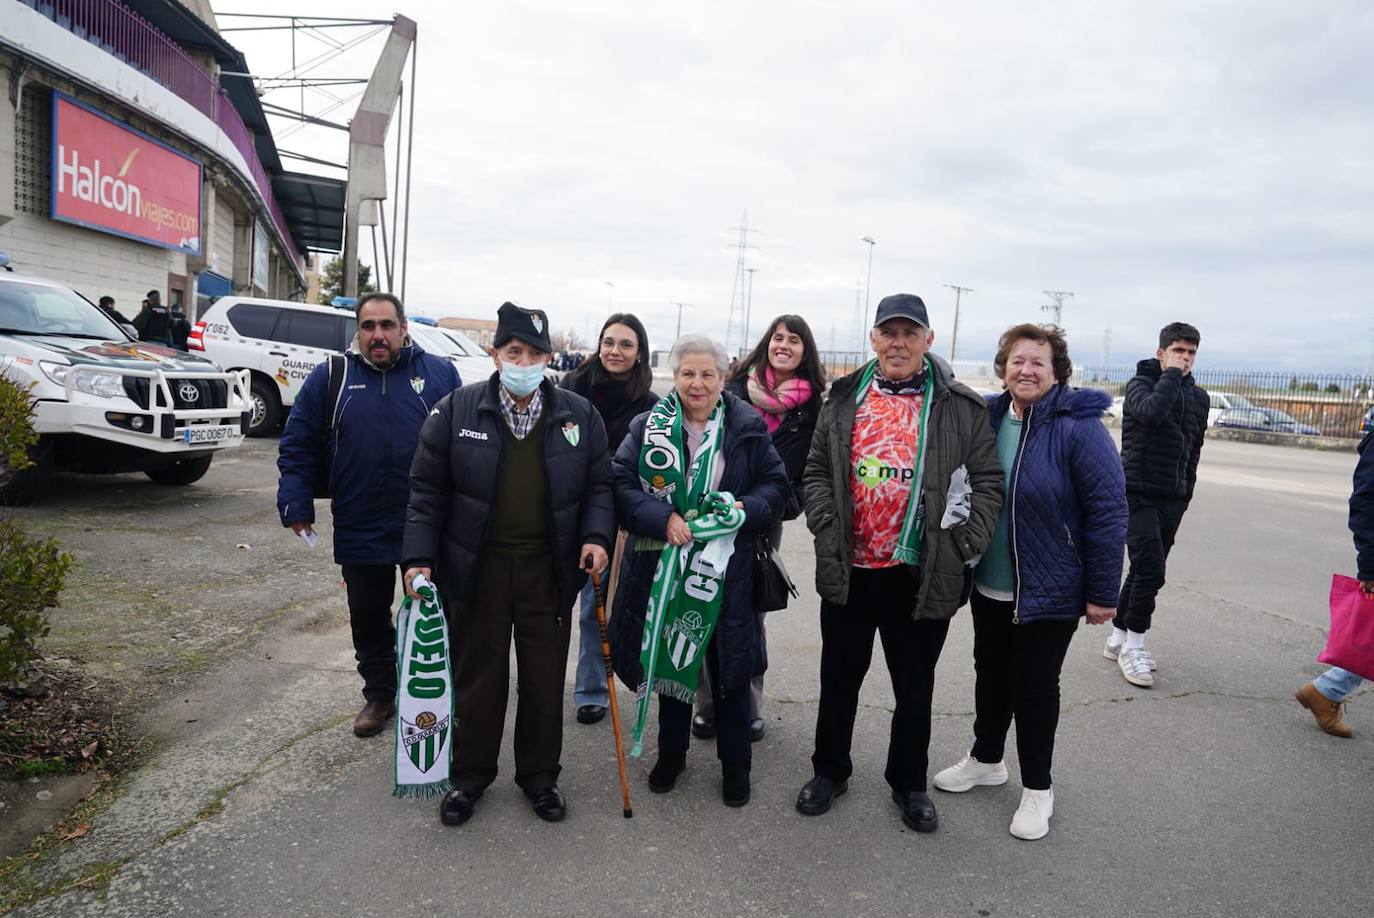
51, 93, 203, 254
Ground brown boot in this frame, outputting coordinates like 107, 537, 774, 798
353, 699, 395, 737
1296, 682, 1352, 738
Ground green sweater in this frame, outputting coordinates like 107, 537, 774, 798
487, 422, 550, 556
974, 413, 1022, 598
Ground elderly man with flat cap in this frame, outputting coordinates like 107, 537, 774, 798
404, 302, 615, 826
795, 293, 1003, 833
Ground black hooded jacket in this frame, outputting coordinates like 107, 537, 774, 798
402, 374, 616, 613
1120, 358, 1210, 501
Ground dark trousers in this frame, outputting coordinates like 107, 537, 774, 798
659, 637, 751, 769
969, 591, 1078, 790
1112, 496, 1189, 634
340, 564, 400, 703
811, 566, 950, 793
449, 555, 571, 795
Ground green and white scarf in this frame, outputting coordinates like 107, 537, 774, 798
392, 575, 455, 799
631, 391, 745, 756
855, 357, 935, 566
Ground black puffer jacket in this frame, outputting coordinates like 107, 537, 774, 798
608, 393, 790, 692
724, 375, 820, 518
559, 370, 659, 459
402, 374, 616, 612
1120, 358, 1210, 501
1352, 432, 1374, 581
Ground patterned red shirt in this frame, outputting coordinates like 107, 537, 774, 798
850, 384, 922, 568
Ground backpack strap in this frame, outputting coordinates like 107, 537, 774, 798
323, 354, 347, 434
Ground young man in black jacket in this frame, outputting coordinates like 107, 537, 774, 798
403, 302, 615, 827
1106, 322, 1209, 688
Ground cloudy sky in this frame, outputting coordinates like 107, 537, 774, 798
220, 0, 1374, 372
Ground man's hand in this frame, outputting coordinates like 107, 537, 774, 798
289, 522, 314, 536
1161, 351, 1192, 374
1361, 579, 1374, 598
1085, 602, 1116, 625
581, 544, 609, 576
403, 566, 431, 599
665, 512, 692, 546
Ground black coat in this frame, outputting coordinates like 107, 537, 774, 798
724, 375, 820, 517
1352, 433, 1374, 581
559, 370, 659, 460
608, 392, 790, 692
402, 374, 616, 613
1120, 358, 1209, 501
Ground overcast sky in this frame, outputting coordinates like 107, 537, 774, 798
219, 1, 1374, 372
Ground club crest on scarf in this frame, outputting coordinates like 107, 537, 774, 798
393, 576, 455, 798
401, 709, 451, 774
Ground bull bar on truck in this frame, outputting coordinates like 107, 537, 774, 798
55, 364, 252, 448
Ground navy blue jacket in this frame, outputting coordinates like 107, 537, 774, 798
1353, 432, 1374, 581
277, 345, 461, 565
608, 393, 790, 692
986, 386, 1128, 622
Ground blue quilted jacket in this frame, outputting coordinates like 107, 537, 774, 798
986, 386, 1127, 622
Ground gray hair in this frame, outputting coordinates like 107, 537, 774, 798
669, 335, 729, 374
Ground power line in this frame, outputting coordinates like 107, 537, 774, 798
1042, 290, 1074, 326
943, 283, 973, 362
724, 212, 759, 354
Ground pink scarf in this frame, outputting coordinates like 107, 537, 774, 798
746, 365, 814, 434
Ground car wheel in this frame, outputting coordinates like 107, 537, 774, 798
248, 376, 282, 438
144, 454, 214, 486
0, 435, 55, 506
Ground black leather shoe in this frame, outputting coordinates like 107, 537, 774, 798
749, 718, 765, 742
892, 789, 938, 832
438, 789, 481, 826
691, 714, 715, 739
796, 775, 848, 816
577, 704, 607, 725
649, 755, 686, 793
530, 786, 567, 822
722, 764, 750, 807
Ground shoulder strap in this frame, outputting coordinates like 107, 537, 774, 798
324, 354, 346, 434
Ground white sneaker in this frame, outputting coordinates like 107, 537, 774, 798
1105, 634, 1157, 669
1009, 787, 1054, 840
933, 754, 1009, 792
1118, 647, 1155, 687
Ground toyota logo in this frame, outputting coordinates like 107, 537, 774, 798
178, 382, 201, 402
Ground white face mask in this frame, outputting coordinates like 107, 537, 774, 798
500, 361, 545, 397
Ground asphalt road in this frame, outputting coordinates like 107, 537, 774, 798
4, 435, 1371, 917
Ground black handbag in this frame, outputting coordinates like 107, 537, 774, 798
752, 533, 798, 612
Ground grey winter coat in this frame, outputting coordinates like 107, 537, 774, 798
802, 354, 1003, 618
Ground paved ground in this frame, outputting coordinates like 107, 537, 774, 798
3, 435, 1371, 917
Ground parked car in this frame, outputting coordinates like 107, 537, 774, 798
190, 296, 356, 437
1207, 391, 1256, 426
1215, 407, 1321, 436
405, 322, 492, 385
0, 269, 250, 504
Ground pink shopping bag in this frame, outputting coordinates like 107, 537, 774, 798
1318, 574, 1374, 681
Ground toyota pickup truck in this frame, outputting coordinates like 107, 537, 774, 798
0, 266, 250, 504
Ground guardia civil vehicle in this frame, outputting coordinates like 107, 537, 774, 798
0, 259, 250, 504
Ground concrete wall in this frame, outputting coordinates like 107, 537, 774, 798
0, 213, 185, 315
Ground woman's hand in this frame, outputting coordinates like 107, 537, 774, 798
665, 512, 693, 546
1085, 602, 1115, 625
403, 567, 432, 599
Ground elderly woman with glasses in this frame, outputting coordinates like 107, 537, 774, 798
608, 335, 789, 807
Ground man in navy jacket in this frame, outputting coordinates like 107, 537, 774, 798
277, 293, 461, 737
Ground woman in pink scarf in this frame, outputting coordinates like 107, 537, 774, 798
694, 315, 826, 742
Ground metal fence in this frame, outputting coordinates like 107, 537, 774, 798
25, 0, 303, 269
811, 353, 1373, 439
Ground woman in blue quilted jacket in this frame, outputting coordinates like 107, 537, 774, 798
932, 323, 1127, 841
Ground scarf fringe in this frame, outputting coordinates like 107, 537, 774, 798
392, 778, 453, 800
655, 679, 698, 706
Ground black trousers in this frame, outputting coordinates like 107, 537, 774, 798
1112, 496, 1189, 634
448, 555, 571, 795
811, 566, 950, 793
659, 635, 751, 769
969, 591, 1078, 790
340, 564, 400, 703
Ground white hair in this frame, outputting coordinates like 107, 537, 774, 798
669, 335, 729, 374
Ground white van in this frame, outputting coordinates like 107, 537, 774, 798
190, 297, 356, 437
406, 322, 492, 387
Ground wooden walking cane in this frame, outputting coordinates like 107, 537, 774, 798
592, 569, 633, 818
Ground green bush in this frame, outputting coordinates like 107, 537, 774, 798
0, 377, 70, 684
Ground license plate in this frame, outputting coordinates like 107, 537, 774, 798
180, 425, 237, 445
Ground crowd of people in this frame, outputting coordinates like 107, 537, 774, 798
99, 288, 191, 350
274, 289, 1371, 840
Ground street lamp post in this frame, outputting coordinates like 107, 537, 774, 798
671, 302, 692, 341
605, 281, 614, 310
860, 235, 876, 331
